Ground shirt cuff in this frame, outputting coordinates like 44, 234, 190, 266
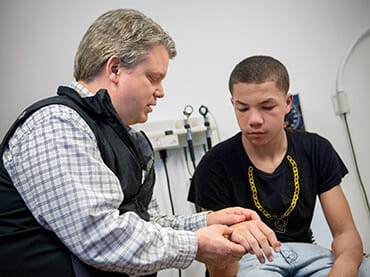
174, 230, 198, 269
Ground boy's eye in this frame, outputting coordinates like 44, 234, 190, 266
263, 106, 275, 110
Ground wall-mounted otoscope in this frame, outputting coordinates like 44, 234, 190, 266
199, 105, 212, 151
183, 105, 196, 170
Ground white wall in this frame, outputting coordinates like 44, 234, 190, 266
1, 1, 369, 276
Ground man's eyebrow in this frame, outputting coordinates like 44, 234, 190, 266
147, 71, 165, 79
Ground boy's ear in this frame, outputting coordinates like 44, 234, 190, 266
286, 93, 293, 113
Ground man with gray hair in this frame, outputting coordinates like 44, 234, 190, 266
0, 9, 279, 277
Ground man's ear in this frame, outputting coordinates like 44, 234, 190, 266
106, 55, 122, 83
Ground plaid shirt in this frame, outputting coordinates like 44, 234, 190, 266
2, 82, 207, 276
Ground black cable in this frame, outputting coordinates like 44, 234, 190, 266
159, 149, 175, 216
203, 119, 212, 151
182, 148, 201, 213
199, 105, 212, 151
183, 147, 193, 176
183, 105, 197, 171
184, 122, 196, 171
202, 144, 207, 154
206, 137, 212, 151
158, 149, 182, 277
187, 143, 197, 171
343, 114, 370, 213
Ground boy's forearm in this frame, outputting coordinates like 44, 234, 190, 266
330, 231, 363, 275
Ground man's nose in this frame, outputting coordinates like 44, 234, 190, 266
154, 83, 164, 98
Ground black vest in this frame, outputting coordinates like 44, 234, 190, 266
0, 86, 156, 277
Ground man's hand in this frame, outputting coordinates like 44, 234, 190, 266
195, 224, 246, 268
206, 207, 260, 226
229, 220, 280, 264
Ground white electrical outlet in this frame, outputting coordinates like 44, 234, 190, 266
332, 91, 350, 115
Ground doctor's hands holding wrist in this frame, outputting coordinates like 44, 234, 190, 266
229, 219, 281, 264
205, 207, 280, 264
195, 224, 246, 268
205, 206, 260, 226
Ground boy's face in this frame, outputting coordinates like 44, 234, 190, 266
231, 80, 292, 147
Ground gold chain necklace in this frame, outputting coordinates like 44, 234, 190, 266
247, 155, 300, 232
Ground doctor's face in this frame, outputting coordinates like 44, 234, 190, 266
111, 44, 169, 125
231, 80, 292, 147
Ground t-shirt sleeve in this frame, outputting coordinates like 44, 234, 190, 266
314, 135, 348, 194
187, 150, 232, 211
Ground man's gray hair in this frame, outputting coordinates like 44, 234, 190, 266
74, 9, 176, 82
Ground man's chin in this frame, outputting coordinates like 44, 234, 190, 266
138, 114, 149, 124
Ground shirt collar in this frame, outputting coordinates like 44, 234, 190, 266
70, 81, 94, 98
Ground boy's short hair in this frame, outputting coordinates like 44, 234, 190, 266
228, 55, 289, 95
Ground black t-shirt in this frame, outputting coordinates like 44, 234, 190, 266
188, 129, 348, 243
